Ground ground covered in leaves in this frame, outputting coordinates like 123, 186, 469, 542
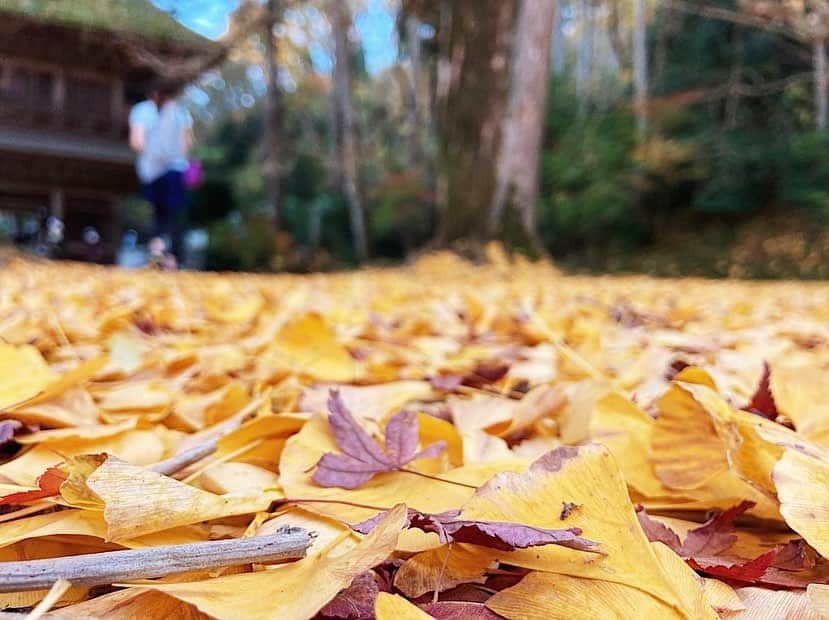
0, 250, 828, 619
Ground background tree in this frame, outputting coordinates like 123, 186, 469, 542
633, 0, 649, 135
331, 0, 369, 261
417, 0, 521, 249
263, 0, 284, 233
490, 0, 558, 253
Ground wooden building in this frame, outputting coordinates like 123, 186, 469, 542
0, 0, 219, 261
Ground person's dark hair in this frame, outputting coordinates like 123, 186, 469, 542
145, 78, 182, 103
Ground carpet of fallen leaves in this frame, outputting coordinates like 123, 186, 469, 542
1, 248, 829, 619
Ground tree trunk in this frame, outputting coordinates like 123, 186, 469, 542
263, 0, 283, 232
815, 38, 827, 131
331, 0, 368, 261
405, 15, 422, 166
490, 0, 557, 253
576, 0, 595, 116
633, 0, 648, 136
608, 0, 629, 69
435, 0, 520, 248
725, 27, 743, 130
552, 0, 566, 76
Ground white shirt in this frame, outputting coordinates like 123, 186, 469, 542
129, 100, 193, 184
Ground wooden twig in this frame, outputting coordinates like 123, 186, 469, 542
0, 528, 311, 593
149, 439, 218, 477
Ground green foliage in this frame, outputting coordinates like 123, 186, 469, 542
205, 212, 273, 272
779, 132, 829, 218
539, 82, 645, 251
368, 171, 435, 258
690, 130, 776, 214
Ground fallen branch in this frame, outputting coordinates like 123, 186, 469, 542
149, 439, 218, 477
0, 527, 311, 593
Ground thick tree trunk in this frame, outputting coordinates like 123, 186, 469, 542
490, 0, 557, 253
263, 0, 283, 232
815, 38, 827, 131
576, 0, 595, 116
331, 0, 368, 261
405, 16, 422, 166
633, 0, 648, 136
435, 0, 520, 248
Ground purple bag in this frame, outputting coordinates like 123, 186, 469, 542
184, 159, 204, 189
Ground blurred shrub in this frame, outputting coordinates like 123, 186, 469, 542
189, 179, 236, 226
368, 171, 436, 258
779, 131, 829, 218
205, 212, 273, 271
691, 131, 776, 214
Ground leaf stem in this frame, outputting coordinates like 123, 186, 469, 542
276, 498, 393, 512
399, 468, 478, 489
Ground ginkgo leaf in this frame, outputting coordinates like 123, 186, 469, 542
0, 344, 56, 411
485, 570, 693, 620
52, 588, 212, 620
652, 370, 730, 490
375, 592, 433, 620
260, 313, 361, 382
313, 390, 446, 489
59, 454, 282, 540
301, 381, 434, 422
807, 584, 829, 618
773, 448, 829, 557
394, 544, 498, 598
732, 586, 822, 620
458, 444, 714, 617
0, 428, 166, 486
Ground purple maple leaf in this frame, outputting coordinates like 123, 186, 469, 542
312, 390, 447, 489
318, 571, 381, 619
680, 500, 754, 557
635, 505, 682, 552
0, 420, 23, 447
418, 602, 503, 619
352, 507, 599, 553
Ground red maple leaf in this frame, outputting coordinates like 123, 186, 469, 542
312, 390, 447, 489
636, 502, 791, 585
0, 467, 67, 506
351, 507, 599, 553
744, 361, 779, 421
688, 550, 777, 583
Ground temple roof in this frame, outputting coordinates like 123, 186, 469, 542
0, 0, 216, 50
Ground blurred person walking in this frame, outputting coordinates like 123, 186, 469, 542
128, 82, 194, 267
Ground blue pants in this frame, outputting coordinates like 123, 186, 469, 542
142, 170, 187, 257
